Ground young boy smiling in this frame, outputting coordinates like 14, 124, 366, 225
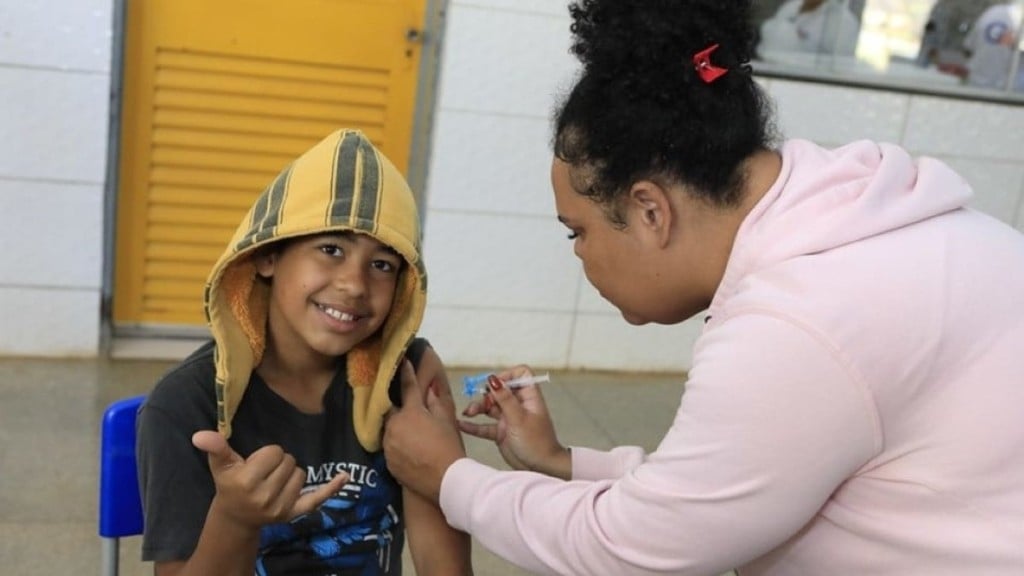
137, 129, 472, 576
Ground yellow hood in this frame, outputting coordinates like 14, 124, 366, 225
203, 129, 427, 451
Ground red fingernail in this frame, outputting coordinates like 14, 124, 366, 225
488, 375, 503, 391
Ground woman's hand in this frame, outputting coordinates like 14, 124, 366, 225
458, 365, 571, 480
383, 361, 467, 503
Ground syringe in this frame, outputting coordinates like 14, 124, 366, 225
461, 372, 551, 396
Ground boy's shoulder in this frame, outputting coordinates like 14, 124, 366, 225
144, 340, 218, 423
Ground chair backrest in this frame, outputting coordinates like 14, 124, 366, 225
98, 395, 147, 539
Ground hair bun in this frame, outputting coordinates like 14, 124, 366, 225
568, 0, 756, 75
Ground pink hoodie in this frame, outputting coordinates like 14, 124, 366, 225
439, 140, 1024, 575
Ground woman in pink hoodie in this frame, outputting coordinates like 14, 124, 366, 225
383, 0, 1024, 574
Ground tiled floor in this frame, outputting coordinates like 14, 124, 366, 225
0, 350, 700, 575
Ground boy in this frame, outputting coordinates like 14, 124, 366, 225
137, 129, 472, 575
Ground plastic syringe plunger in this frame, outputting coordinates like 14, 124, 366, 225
461, 372, 551, 396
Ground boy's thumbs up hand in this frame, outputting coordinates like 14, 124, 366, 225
192, 431, 348, 529
192, 430, 243, 470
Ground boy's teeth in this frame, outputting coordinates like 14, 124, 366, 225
321, 305, 355, 321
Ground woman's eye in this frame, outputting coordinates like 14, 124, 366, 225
566, 231, 580, 240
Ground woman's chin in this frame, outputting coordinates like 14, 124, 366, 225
620, 310, 649, 326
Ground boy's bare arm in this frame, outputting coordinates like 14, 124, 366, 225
154, 434, 348, 576
153, 501, 260, 576
404, 346, 474, 575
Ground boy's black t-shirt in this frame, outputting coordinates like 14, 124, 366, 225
137, 338, 430, 575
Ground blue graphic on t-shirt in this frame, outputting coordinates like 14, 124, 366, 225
256, 454, 401, 574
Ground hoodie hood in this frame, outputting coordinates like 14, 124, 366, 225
714, 139, 973, 305
203, 129, 426, 451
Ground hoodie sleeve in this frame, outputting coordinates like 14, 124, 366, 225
570, 446, 646, 481
439, 313, 881, 576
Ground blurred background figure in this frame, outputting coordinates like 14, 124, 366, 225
963, 1, 1024, 91
915, 0, 1003, 79
759, 0, 861, 56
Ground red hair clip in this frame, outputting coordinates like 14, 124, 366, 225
693, 44, 728, 84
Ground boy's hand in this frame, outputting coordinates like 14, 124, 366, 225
192, 431, 349, 529
382, 361, 466, 503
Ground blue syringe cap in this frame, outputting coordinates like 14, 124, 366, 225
462, 372, 491, 396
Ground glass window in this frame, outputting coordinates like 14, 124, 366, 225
751, 0, 1024, 101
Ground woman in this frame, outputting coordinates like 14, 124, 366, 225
383, 1, 1024, 574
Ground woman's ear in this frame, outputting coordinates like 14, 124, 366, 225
628, 180, 673, 248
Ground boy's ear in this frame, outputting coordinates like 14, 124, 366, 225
627, 180, 673, 248
254, 251, 277, 279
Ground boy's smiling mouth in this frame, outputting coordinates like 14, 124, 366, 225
316, 303, 361, 322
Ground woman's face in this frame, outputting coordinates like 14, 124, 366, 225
551, 158, 716, 325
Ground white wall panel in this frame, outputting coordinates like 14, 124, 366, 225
568, 314, 704, 372
769, 80, 908, 146
451, 0, 569, 17
0, 180, 103, 288
436, 5, 577, 118
0, 1, 112, 72
0, 287, 99, 356
423, 212, 580, 311
903, 97, 1024, 161
0, 67, 110, 183
940, 157, 1024, 226
425, 110, 556, 216
1016, 190, 1024, 233
421, 306, 574, 368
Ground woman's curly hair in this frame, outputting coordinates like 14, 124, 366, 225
554, 0, 776, 222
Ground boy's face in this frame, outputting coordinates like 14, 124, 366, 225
257, 232, 404, 363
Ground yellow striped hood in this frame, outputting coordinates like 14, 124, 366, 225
203, 129, 426, 451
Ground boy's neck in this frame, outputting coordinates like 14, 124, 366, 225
256, 345, 339, 414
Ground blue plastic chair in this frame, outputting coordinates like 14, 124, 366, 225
98, 395, 146, 576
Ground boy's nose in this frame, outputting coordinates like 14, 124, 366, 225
334, 263, 368, 296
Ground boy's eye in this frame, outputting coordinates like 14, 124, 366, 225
566, 231, 580, 240
320, 244, 344, 257
372, 259, 398, 273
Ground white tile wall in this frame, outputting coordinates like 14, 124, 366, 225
0, 287, 100, 356
425, 110, 555, 216
423, 211, 580, 311
0, 67, 111, 183
903, 97, 1024, 161
451, 0, 569, 17
0, 1, 112, 72
938, 157, 1024, 226
568, 314, 705, 372
420, 306, 575, 368
768, 79, 909, 146
1016, 193, 1024, 233
0, 180, 103, 288
436, 5, 576, 118
0, 0, 112, 357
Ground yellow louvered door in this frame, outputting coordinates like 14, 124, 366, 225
114, 0, 426, 328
